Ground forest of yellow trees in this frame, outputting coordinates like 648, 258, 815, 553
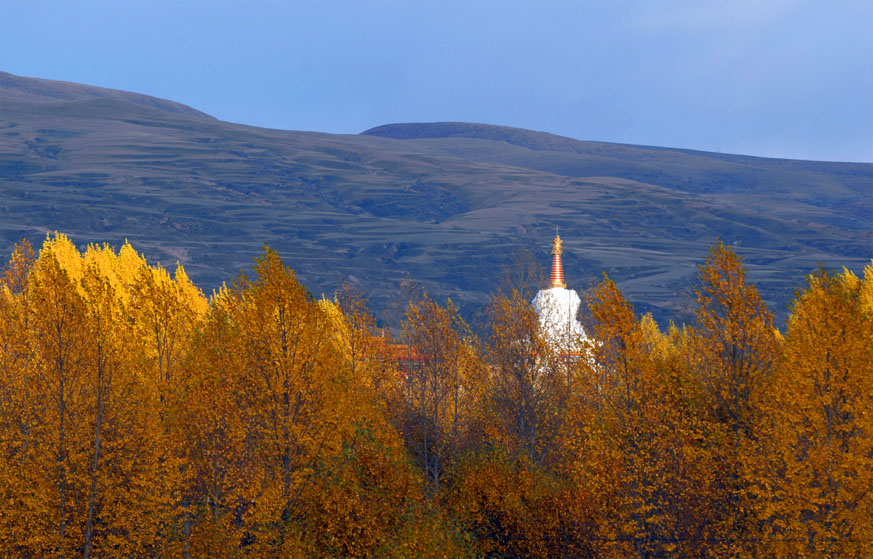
0, 233, 871, 558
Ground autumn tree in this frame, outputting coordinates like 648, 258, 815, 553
0, 235, 193, 556
398, 295, 483, 493
331, 283, 396, 394
681, 241, 782, 556
129, 257, 206, 411
765, 265, 873, 558
179, 250, 466, 557
484, 288, 567, 467
690, 241, 778, 437
569, 275, 722, 558
446, 448, 596, 559
446, 277, 593, 558
0, 241, 37, 553
24, 239, 91, 554
6, 233, 869, 558
215, 248, 343, 553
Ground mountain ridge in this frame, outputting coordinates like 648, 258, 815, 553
363, 121, 871, 166
2, 72, 870, 325
0, 70, 215, 120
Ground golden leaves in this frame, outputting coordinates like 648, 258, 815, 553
1, 235, 870, 558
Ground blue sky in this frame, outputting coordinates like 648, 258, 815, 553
3, 0, 871, 162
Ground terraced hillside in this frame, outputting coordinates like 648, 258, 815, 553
2, 71, 871, 325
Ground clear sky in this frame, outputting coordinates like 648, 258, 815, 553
3, 0, 872, 162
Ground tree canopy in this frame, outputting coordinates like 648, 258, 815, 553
0, 234, 870, 558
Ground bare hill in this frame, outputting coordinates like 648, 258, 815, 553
0, 71, 214, 119
2, 73, 871, 325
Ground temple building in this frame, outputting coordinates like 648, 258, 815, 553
532, 233, 590, 353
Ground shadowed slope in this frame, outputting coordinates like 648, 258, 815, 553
2, 75, 870, 325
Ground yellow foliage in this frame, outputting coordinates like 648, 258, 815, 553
2, 236, 870, 558
766, 266, 873, 557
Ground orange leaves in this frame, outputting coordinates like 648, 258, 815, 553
484, 288, 568, 468
0, 234, 191, 556
2, 239, 34, 295
767, 266, 873, 555
2, 234, 870, 557
689, 241, 779, 435
0, 236, 440, 557
573, 275, 718, 558
446, 450, 595, 559
178, 247, 447, 556
398, 295, 483, 492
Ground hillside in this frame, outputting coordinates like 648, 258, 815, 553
2, 72, 871, 324
0, 71, 215, 119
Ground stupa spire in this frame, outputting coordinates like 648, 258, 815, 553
549, 233, 566, 289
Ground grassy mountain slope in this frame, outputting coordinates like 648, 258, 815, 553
2, 73, 870, 325
0, 71, 214, 119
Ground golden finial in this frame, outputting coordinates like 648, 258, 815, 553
552, 233, 563, 256
549, 232, 566, 288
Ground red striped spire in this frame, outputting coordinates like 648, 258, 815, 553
549, 233, 566, 288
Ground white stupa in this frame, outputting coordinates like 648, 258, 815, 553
532, 233, 589, 353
